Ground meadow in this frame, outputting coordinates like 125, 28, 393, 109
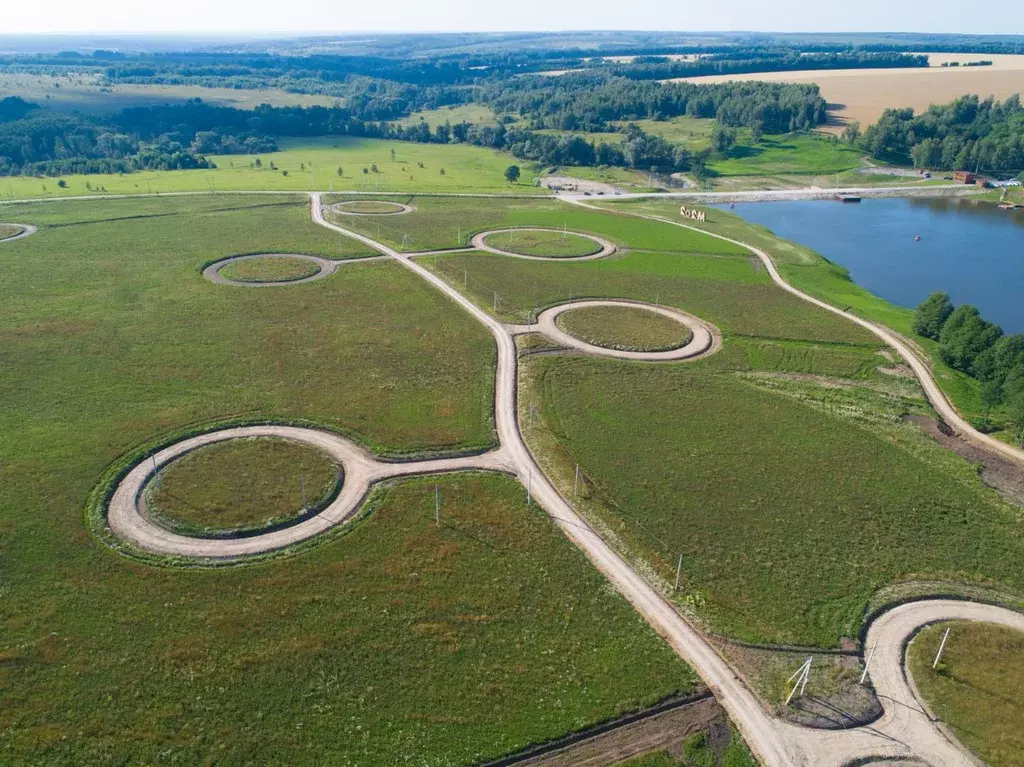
324, 194, 748, 254
483, 229, 602, 257
0, 194, 699, 762
219, 255, 324, 282
0, 137, 546, 200
556, 305, 693, 352
593, 197, 989, 419
707, 134, 862, 176
909, 621, 1024, 767
0, 72, 338, 113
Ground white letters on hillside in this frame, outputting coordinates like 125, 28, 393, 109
679, 205, 707, 223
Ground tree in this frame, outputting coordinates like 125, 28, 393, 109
439, 168, 445, 175
939, 304, 1003, 373
390, 149, 396, 161
842, 122, 861, 144
980, 379, 1003, 428
282, 169, 288, 176
370, 163, 378, 173
711, 126, 736, 155
336, 166, 343, 176
504, 165, 521, 184
56, 179, 67, 188
1010, 394, 1024, 447
913, 292, 954, 339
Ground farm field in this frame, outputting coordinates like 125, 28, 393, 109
0, 71, 337, 112
0, 136, 546, 199
324, 194, 745, 254
908, 622, 1024, 767
0, 194, 701, 763
592, 197, 988, 420
674, 53, 1024, 132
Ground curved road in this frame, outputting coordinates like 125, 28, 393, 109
471, 227, 616, 261
534, 299, 719, 361
0, 223, 37, 242
98, 191, 1023, 765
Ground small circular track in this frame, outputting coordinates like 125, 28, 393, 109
472, 228, 616, 260
203, 254, 336, 287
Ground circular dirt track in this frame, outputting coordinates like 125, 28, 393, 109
203, 254, 337, 287
106, 424, 513, 559
472, 228, 616, 260
329, 200, 414, 216
0, 224, 37, 242
535, 300, 719, 361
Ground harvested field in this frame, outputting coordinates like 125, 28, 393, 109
673, 54, 1024, 132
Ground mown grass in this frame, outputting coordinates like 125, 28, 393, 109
521, 352, 1024, 646
909, 621, 1024, 767
145, 437, 341, 536
219, 256, 322, 283
484, 229, 602, 257
708, 134, 862, 177
427, 249, 878, 346
0, 195, 700, 762
593, 198, 988, 419
397, 103, 498, 129
556, 305, 693, 352
334, 199, 410, 214
0, 137, 547, 199
324, 195, 746, 254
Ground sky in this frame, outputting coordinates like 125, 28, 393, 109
4, 0, 1024, 36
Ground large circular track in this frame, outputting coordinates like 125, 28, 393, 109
0, 223, 37, 242
535, 299, 719, 361
107, 425, 513, 560
472, 227, 616, 260
203, 254, 337, 287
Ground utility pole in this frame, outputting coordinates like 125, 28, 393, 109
434, 485, 440, 526
526, 469, 532, 506
785, 658, 813, 706
464, 270, 468, 290
300, 474, 306, 510
933, 627, 952, 669
493, 291, 498, 312
674, 553, 683, 591
860, 645, 875, 685
573, 464, 580, 498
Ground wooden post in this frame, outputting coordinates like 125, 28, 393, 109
933, 627, 951, 669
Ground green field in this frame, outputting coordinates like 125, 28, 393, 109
556, 305, 694, 351
615, 728, 757, 767
484, 229, 602, 257
0, 194, 702, 762
145, 437, 341, 536
398, 103, 499, 129
219, 255, 322, 283
909, 622, 1024, 767
0, 137, 547, 200
0, 72, 338, 113
333, 199, 409, 214
0, 223, 23, 240
325, 195, 747, 254
427, 247, 877, 344
592, 198, 989, 420
708, 134, 863, 176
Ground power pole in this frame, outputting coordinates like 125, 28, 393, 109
785, 658, 813, 706
859, 645, 875, 685
573, 464, 580, 498
674, 553, 683, 591
933, 627, 952, 669
434, 485, 440, 526
300, 474, 306, 510
526, 469, 532, 506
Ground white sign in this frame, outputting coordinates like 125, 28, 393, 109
679, 205, 707, 223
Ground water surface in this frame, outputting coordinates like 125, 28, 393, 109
722, 198, 1024, 333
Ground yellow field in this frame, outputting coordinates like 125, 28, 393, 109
671, 53, 1024, 132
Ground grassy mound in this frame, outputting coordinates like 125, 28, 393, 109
556, 305, 693, 352
335, 200, 408, 214
484, 229, 602, 257
144, 437, 341, 536
909, 621, 1024, 767
219, 256, 321, 283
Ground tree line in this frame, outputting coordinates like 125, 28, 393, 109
605, 51, 927, 81
852, 94, 1024, 174
914, 292, 1024, 436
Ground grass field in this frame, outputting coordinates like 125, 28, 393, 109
909, 621, 1024, 767
0, 72, 338, 113
556, 305, 694, 351
484, 229, 603, 257
522, 352, 1024, 645
324, 195, 748, 254
708, 134, 862, 177
398, 103, 499, 129
219, 256, 322, 283
428, 248, 878, 345
144, 437, 341, 536
333, 199, 410, 214
0, 223, 23, 239
592, 198, 988, 420
0, 194, 703, 762
0, 137, 546, 199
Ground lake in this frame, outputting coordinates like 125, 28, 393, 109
721, 197, 1024, 334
